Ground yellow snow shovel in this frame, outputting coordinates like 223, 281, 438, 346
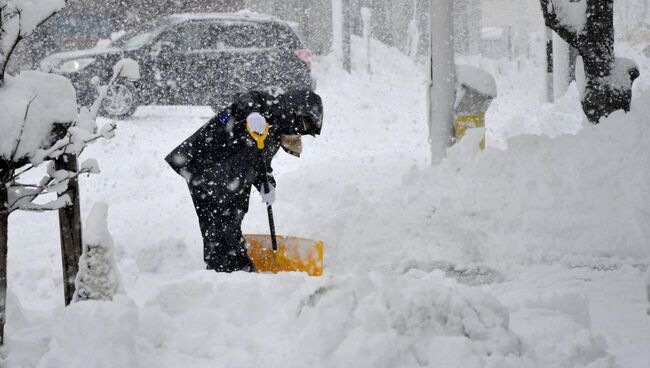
244, 114, 324, 276
246, 234, 324, 276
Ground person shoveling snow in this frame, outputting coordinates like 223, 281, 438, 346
165, 90, 323, 273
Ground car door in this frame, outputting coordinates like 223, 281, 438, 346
216, 23, 270, 94
216, 22, 295, 99
149, 21, 223, 106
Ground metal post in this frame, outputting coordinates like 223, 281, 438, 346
0, 183, 8, 345
55, 153, 83, 305
342, 0, 352, 72
545, 27, 554, 103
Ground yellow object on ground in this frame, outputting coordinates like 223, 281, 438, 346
245, 234, 324, 276
455, 114, 486, 150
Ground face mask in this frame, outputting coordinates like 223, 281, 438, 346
280, 135, 302, 157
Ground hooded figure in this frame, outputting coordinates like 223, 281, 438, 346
165, 90, 323, 272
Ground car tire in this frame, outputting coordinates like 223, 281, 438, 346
100, 80, 138, 119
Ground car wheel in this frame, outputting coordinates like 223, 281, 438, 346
101, 80, 138, 119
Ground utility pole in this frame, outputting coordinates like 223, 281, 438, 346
429, 0, 456, 164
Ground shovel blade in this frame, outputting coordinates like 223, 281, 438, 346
245, 234, 324, 276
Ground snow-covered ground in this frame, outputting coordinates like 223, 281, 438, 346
2, 38, 649, 367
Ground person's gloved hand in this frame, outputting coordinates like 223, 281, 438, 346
260, 183, 275, 205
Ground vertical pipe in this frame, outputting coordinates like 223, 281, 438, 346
56, 154, 83, 306
361, 7, 372, 74
342, 0, 352, 72
545, 27, 554, 103
0, 183, 7, 345
429, 0, 456, 164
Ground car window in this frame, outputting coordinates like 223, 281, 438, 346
216, 22, 302, 50
150, 20, 303, 52
112, 19, 171, 49
167, 23, 217, 51
50, 14, 113, 38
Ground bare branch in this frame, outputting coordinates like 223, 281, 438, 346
7, 95, 37, 163
16, 194, 71, 213
8, 165, 94, 213
1, 1, 68, 81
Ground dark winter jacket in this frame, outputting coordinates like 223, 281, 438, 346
165, 91, 293, 207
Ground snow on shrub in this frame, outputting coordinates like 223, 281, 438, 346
0, 71, 77, 161
72, 203, 121, 302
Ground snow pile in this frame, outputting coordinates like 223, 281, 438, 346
552, 0, 587, 33
388, 100, 650, 264
73, 203, 121, 302
605, 57, 639, 91
0, 71, 77, 161
37, 296, 162, 368
507, 291, 614, 368
457, 64, 497, 98
133, 239, 201, 273
30, 269, 524, 368
286, 40, 649, 268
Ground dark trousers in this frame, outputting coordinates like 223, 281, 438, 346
189, 186, 254, 272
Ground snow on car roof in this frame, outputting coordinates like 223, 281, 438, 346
164, 10, 282, 24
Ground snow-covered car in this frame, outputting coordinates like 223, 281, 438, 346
40, 12, 315, 118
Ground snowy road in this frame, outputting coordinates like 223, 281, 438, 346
3, 41, 650, 367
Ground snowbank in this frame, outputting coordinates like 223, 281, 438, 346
0, 71, 77, 161
414, 95, 650, 262
21, 270, 523, 368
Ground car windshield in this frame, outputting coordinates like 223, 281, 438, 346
111, 19, 171, 49
50, 14, 113, 38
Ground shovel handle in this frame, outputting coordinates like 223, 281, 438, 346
260, 160, 278, 252
263, 179, 278, 252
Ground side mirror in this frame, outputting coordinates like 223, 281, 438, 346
160, 41, 175, 51
150, 41, 175, 58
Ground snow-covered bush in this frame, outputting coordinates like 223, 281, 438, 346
72, 203, 121, 302
0, 71, 115, 212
